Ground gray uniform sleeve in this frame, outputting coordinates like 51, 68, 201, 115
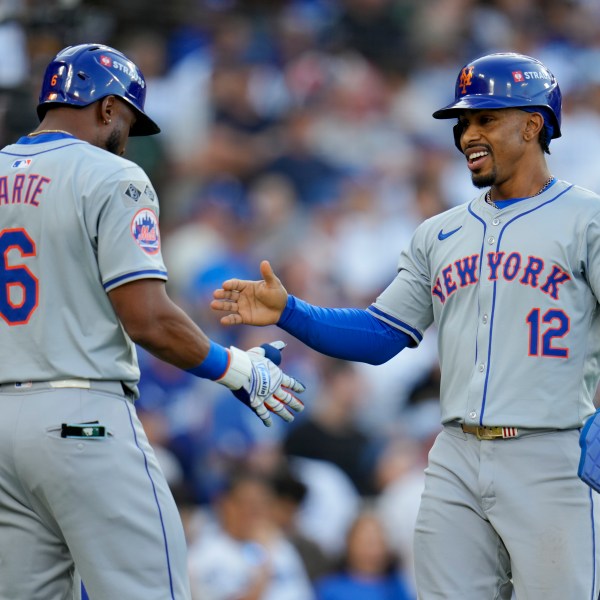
370, 222, 435, 345
581, 211, 600, 301
86, 166, 168, 291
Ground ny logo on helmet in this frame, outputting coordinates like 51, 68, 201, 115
459, 66, 474, 95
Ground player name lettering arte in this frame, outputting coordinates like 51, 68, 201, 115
0, 173, 51, 206
431, 251, 571, 303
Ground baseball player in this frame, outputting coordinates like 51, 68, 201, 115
0, 43, 304, 600
212, 53, 600, 598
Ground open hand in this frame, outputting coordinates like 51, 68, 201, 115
211, 260, 288, 326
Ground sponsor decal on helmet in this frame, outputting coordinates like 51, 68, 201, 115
98, 54, 145, 88
131, 208, 160, 254
523, 71, 551, 80
512, 70, 525, 83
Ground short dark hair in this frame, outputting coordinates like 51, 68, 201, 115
539, 124, 551, 155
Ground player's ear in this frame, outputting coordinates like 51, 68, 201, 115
523, 112, 545, 142
98, 96, 116, 126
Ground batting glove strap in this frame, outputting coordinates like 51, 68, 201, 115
217, 346, 254, 391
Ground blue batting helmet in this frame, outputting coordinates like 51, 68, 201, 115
433, 52, 562, 141
37, 43, 160, 136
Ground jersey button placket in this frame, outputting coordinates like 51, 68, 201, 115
466, 223, 498, 423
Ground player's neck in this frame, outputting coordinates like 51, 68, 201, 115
488, 172, 554, 203
34, 107, 91, 142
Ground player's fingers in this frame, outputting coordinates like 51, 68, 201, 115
219, 313, 244, 326
252, 401, 273, 427
280, 373, 306, 394
213, 288, 240, 301
265, 396, 295, 423
210, 298, 238, 312
274, 388, 305, 413
220, 278, 245, 292
260, 260, 281, 288
232, 388, 272, 426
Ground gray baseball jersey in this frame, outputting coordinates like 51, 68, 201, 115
0, 133, 190, 600
0, 135, 167, 396
369, 179, 600, 429
368, 179, 600, 598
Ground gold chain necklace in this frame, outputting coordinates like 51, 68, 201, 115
485, 176, 555, 208
27, 129, 73, 137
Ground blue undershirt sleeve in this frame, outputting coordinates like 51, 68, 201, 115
276, 295, 411, 365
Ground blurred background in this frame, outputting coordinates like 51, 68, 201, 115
5, 0, 600, 597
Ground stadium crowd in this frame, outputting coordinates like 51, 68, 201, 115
2, 0, 600, 597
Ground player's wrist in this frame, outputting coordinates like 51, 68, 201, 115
277, 294, 296, 326
215, 346, 253, 390
186, 340, 230, 381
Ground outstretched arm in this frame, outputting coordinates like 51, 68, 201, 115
109, 278, 304, 427
277, 296, 413, 364
212, 261, 414, 364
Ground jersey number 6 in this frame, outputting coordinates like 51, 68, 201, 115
0, 228, 38, 325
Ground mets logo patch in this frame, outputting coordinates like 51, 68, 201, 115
131, 208, 160, 255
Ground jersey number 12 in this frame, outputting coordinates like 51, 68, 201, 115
525, 307, 570, 358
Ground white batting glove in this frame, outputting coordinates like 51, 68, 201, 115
217, 341, 305, 427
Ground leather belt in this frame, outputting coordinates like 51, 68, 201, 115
461, 424, 519, 440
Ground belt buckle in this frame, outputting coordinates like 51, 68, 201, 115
476, 426, 500, 440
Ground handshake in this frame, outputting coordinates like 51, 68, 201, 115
217, 341, 305, 427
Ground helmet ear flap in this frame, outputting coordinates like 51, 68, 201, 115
453, 122, 464, 152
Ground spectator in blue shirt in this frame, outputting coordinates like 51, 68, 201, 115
315, 508, 415, 600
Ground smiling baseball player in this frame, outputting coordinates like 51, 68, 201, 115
0, 43, 304, 600
212, 53, 600, 598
